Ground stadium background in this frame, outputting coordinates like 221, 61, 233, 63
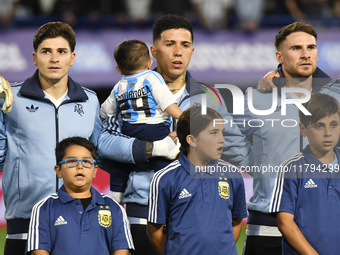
1, 1, 340, 253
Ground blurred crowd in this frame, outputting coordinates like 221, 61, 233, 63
1, 0, 340, 31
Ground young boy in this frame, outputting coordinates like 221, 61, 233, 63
100, 39, 182, 140
26, 137, 134, 255
100, 39, 182, 203
147, 106, 248, 255
270, 93, 340, 255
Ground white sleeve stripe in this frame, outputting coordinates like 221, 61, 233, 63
269, 168, 284, 213
28, 194, 58, 251
102, 195, 134, 249
149, 162, 179, 222
148, 161, 181, 223
269, 153, 304, 213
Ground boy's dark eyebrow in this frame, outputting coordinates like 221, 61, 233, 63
40, 47, 69, 51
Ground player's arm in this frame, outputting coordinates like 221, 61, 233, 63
31, 249, 50, 255
232, 218, 243, 242
98, 115, 142, 164
147, 222, 166, 255
164, 103, 182, 119
277, 212, 319, 255
257, 70, 280, 92
111, 249, 129, 255
98, 115, 179, 165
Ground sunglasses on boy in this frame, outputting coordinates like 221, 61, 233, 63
58, 158, 96, 168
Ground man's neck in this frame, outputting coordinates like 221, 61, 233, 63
40, 77, 68, 100
284, 75, 313, 98
160, 71, 186, 94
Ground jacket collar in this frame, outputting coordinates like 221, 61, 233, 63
274, 64, 331, 97
19, 70, 88, 101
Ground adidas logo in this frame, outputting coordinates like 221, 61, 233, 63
179, 188, 192, 199
54, 215, 67, 226
304, 179, 318, 188
26, 104, 39, 112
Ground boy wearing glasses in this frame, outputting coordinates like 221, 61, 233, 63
26, 137, 134, 255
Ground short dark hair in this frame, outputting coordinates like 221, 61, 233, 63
177, 106, 222, 155
299, 93, 340, 127
33, 22, 76, 52
55, 136, 97, 164
275, 22, 317, 50
114, 39, 150, 75
153, 14, 194, 43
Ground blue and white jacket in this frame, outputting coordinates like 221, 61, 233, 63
233, 65, 338, 216
98, 70, 252, 216
0, 70, 102, 234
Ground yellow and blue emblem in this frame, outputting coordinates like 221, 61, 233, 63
98, 206, 112, 228
218, 177, 230, 199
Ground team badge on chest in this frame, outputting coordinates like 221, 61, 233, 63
98, 208, 112, 228
218, 178, 230, 199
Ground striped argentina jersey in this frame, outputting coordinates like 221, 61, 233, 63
100, 70, 177, 124
148, 152, 247, 255
27, 185, 134, 255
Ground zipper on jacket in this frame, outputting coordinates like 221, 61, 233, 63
55, 107, 59, 192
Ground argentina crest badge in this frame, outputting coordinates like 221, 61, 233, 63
98, 206, 112, 228
218, 178, 230, 199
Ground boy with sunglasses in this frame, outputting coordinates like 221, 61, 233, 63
26, 137, 134, 255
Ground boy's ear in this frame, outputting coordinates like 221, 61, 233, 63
54, 165, 63, 179
299, 122, 307, 137
93, 165, 98, 179
115, 66, 123, 75
147, 59, 153, 70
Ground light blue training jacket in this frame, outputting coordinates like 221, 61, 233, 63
0, 70, 102, 233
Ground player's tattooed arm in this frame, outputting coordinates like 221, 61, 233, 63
146, 141, 154, 159
168, 132, 178, 144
